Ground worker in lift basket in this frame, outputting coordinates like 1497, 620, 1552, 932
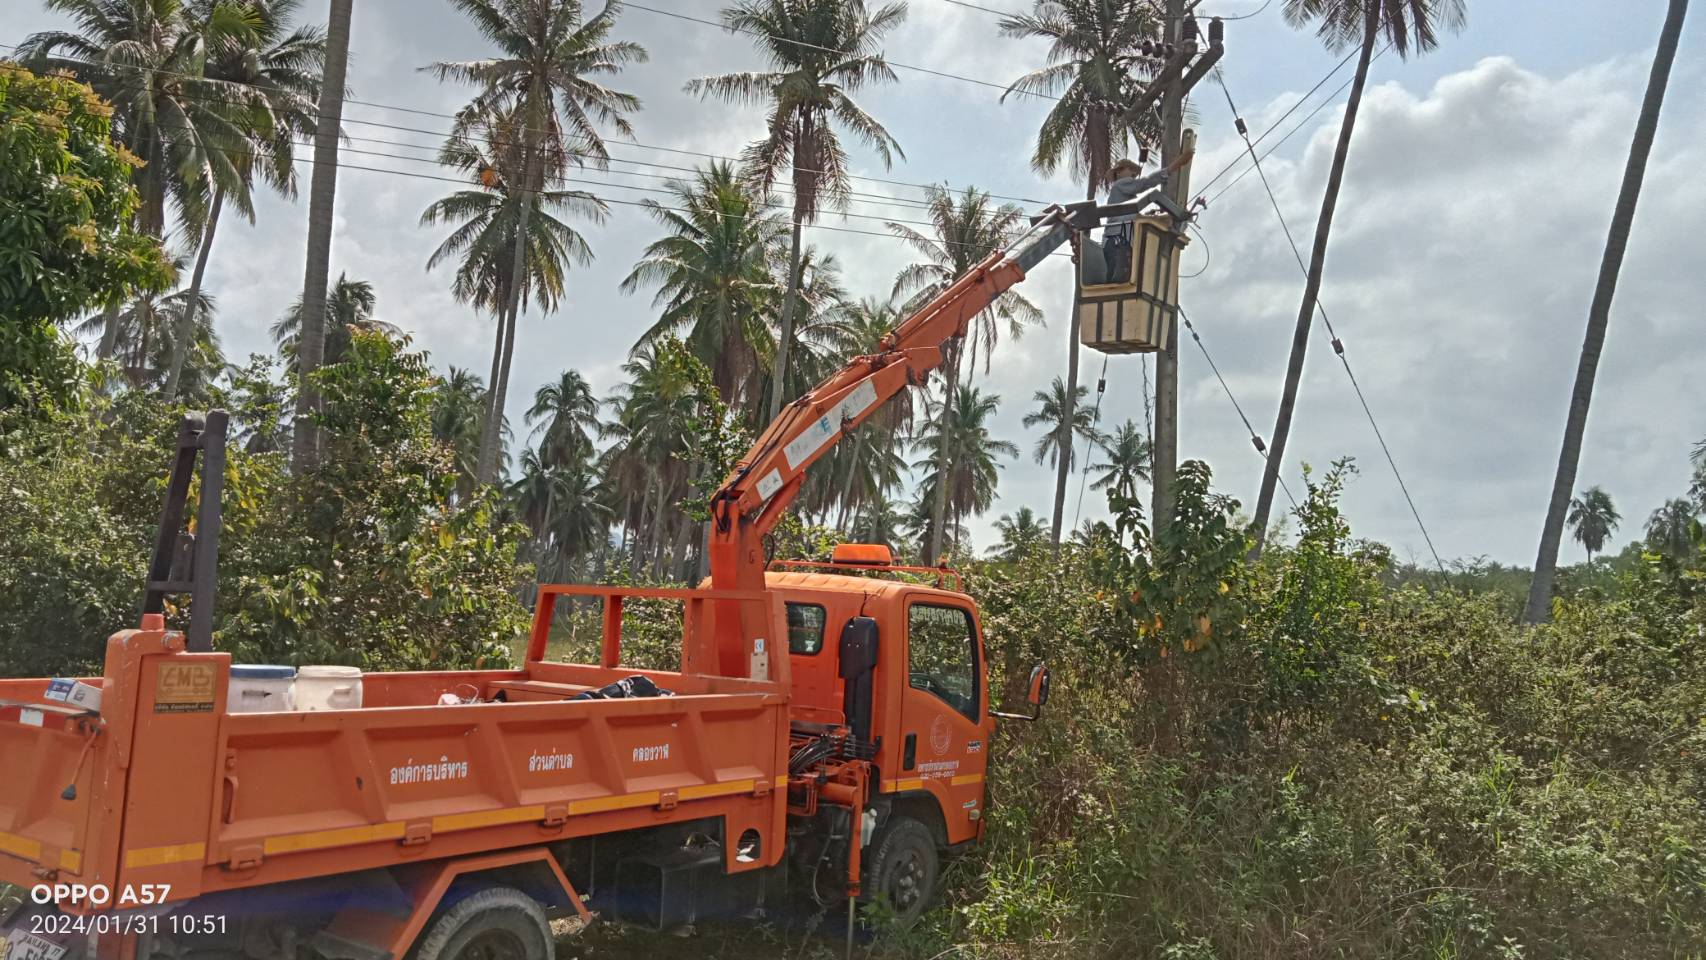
1103, 148, 1194, 283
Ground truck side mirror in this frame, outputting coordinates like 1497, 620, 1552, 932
993, 662, 1050, 722
1027, 664, 1051, 709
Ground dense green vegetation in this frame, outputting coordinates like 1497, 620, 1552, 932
7, 0, 1706, 956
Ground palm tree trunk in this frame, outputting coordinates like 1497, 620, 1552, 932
293, 0, 355, 473
767, 218, 805, 421
1249, 7, 1378, 555
1523, 0, 1688, 624
477, 145, 538, 486
163, 188, 223, 399
484, 308, 505, 415
926, 344, 963, 564
1051, 179, 1097, 552
96, 304, 123, 361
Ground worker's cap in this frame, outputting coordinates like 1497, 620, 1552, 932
1110, 157, 1141, 178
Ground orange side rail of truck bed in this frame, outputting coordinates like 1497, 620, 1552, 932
0, 586, 790, 930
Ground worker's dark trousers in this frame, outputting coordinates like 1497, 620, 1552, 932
1104, 227, 1133, 284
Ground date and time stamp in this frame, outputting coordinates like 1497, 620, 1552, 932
1, 885, 227, 959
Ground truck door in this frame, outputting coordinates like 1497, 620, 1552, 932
898, 601, 992, 842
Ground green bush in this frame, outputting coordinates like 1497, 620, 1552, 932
0, 334, 530, 677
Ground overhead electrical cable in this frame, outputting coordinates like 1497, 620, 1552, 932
1212, 76, 1449, 578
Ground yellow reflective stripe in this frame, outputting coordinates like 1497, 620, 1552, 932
885, 778, 926, 793
263, 822, 403, 856
433, 805, 546, 833
680, 778, 754, 801
59, 848, 83, 873
775, 774, 789, 788
125, 841, 206, 868
569, 791, 660, 815
0, 830, 42, 862
950, 773, 985, 787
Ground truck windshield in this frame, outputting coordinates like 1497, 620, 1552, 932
907, 603, 978, 720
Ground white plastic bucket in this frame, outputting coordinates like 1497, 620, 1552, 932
229, 665, 296, 713
295, 665, 363, 711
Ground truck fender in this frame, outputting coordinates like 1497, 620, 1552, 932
311, 848, 588, 959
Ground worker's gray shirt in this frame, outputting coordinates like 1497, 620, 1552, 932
1105, 170, 1171, 234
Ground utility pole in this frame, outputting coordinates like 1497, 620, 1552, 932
1153, 0, 1191, 535
1109, 12, 1219, 536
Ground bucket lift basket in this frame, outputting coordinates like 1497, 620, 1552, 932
1078, 215, 1186, 355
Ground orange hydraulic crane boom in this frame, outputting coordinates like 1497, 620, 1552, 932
700, 198, 1137, 673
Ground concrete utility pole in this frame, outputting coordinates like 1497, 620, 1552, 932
1152, 0, 1186, 536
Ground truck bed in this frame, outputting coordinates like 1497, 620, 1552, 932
0, 586, 791, 912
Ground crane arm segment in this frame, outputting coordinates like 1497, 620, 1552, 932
705, 209, 1077, 596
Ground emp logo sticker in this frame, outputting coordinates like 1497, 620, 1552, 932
155, 663, 216, 713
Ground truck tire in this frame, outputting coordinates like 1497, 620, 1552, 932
861, 817, 939, 928
412, 886, 553, 960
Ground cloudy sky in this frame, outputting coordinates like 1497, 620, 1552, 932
4, 0, 1702, 566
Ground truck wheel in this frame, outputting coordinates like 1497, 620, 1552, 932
862, 817, 939, 928
413, 886, 553, 960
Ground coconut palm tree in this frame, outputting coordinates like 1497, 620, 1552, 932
20, 0, 268, 358
990, 506, 1047, 561
423, 113, 604, 414
686, 0, 907, 422
887, 185, 1040, 562
511, 446, 612, 579
1090, 419, 1151, 495
433, 367, 490, 498
273, 275, 399, 364
1645, 497, 1701, 562
292, 0, 352, 471
163, 0, 326, 399
1024, 376, 1106, 471
912, 386, 1018, 560
1566, 486, 1620, 563
810, 297, 911, 530
431, 0, 646, 486
1524, 0, 1689, 620
1000, 0, 1162, 548
622, 162, 786, 406
605, 342, 698, 575
75, 274, 220, 391
527, 370, 603, 465
1690, 439, 1706, 511
850, 488, 908, 553
1251, 0, 1468, 553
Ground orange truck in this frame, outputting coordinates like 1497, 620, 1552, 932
0, 188, 1185, 960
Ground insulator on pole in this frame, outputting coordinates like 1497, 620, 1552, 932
1097, 378, 1107, 394
1139, 145, 1151, 164
1209, 17, 1225, 46
1332, 338, 1345, 356
1183, 17, 1199, 43
1253, 437, 1267, 454
1234, 117, 1248, 137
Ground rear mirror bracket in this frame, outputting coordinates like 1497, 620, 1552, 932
991, 664, 1050, 723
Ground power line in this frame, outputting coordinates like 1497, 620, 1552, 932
622, 1, 1058, 101
1212, 76, 1448, 577
1191, 44, 1362, 198
939, 0, 1276, 22
1177, 305, 1296, 510
0, 41, 1054, 208
1072, 355, 1112, 529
